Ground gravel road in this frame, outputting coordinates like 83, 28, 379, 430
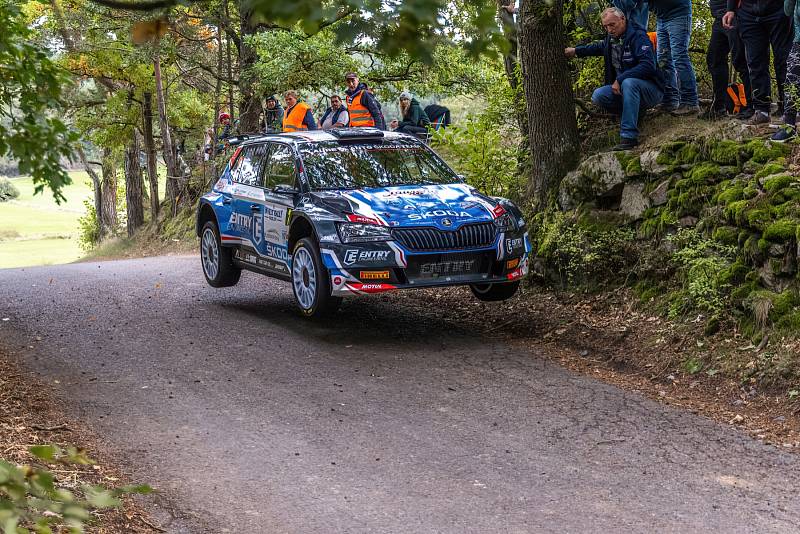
2, 256, 799, 533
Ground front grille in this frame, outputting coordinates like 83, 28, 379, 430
391, 222, 496, 251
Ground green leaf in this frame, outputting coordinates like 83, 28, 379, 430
28, 447, 57, 463
82, 486, 120, 509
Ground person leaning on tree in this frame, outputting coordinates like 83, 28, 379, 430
282, 90, 316, 132
723, 0, 793, 125
566, 7, 664, 151
344, 72, 386, 130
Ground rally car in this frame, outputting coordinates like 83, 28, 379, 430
196, 128, 531, 317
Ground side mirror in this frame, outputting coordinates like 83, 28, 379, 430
457, 174, 466, 182
273, 184, 298, 195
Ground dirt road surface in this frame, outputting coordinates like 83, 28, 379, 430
2, 256, 799, 533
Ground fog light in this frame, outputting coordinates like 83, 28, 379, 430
360, 270, 390, 280
506, 258, 520, 270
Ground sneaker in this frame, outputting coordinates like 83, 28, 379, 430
735, 108, 755, 121
699, 108, 727, 121
654, 103, 679, 113
612, 138, 639, 151
770, 125, 796, 142
671, 104, 702, 116
748, 111, 770, 125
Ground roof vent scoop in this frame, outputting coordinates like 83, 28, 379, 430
329, 127, 385, 140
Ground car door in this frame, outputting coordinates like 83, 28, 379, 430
255, 142, 299, 276
229, 144, 269, 260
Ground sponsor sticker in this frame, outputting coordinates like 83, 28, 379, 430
360, 270, 390, 280
407, 209, 471, 221
344, 249, 391, 266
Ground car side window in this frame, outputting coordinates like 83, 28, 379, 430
263, 144, 297, 190
232, 144, 269, 187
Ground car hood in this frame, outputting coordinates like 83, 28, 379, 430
334, 184, 499, 230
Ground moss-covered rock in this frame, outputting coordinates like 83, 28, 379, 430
762, 174, 796, 192
763, 218, 799, 242
754, 162, 786, 179
747, 208, 773, 230
656, 141, 685, 165
615, 152, 643, 177
744, 139, 791, 163
687, 162, 720, 185
712, 225, 739, 245
710, 139, 741, 166
724, 199, 749, 224
717, 261, 751, 286
717, 183, 745, 205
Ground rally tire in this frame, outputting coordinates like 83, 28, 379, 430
291, 237, 342, 318
470, 281, 520, 302
200, 220, 241, 288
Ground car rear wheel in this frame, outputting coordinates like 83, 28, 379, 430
470, 281, 520, 302
292, 237, 342, 317
200, 220, 241, 287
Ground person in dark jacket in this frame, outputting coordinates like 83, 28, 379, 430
566, 7, 664, 150
390, 92, 430, 136
319, 94, 349, 130
262, 95, 284, 133
771, 0, 800, 140
723, 0, 792, 124
344, 73, 386, 130
613, 0, 649, 29
705, 0, 753, 120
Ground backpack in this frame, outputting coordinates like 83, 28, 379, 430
725, 83, 748, 114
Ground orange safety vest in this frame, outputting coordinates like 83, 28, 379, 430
727, 83, 748, 114
283, 102, 311, 132
648, 31, 657, 51
346, 90, 375, 128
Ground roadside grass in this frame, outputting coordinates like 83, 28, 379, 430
0, 172, 93, 269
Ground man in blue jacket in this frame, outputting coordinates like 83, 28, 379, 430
566, 7, 664, 150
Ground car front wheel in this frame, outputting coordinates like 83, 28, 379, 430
470, 281, 520, 302
200, 220, 241, 287
291, 237, 342, 317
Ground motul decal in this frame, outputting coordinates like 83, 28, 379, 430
345, 283, 397, 293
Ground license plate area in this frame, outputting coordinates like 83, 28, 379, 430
406, 252, 493, 280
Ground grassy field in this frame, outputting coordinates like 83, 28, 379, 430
0, 172, 94, 269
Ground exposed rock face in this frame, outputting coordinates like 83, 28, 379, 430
620, 182, 649, 219
558, 153, 627, 210
649, 179, 671, 206
640, 149, 668, 175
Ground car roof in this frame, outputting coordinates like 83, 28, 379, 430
238, 129, 415, 148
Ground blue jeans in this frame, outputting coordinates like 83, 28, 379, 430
613, 1, 649, 30
657, 10, 699, 107
592, 78, 664, 140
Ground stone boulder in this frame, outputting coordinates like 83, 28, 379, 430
649, 178, 671, 207
640, 149, 669, 175
620, 182, 649, 219
558, 152, 627, 210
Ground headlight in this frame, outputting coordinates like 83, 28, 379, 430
493, 213, 516, 232
337, 222, 392, 243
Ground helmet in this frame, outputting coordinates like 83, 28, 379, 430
218, 112, 231, 122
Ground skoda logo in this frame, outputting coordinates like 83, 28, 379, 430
441, 218, 453, 227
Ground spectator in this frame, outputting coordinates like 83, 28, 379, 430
365, 85, 387, 129
282, 91, 317, 132
216, 112, 232, 155
613, 0, 650, 29
344, 73, 386, 129
704, 0, 753, 120
320, 94, 349, 130
724, 0, 792, 125
651, 0, 699, 115
263, 95, 284, 133
389, 92, 431, 136
771, 0, 800, 141
566, 7, 664, 150
425, 103, 452, 129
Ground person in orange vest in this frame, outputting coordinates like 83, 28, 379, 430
344, 72, 386, 130
282, 91, 317, 132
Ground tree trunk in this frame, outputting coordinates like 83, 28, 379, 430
76, 146, 102, 221
237, 5, 261, 133
124, 132, 145, 236
142, 92, 160, 218
519, 0, 581, 211
225, 0, 236, 124
153, 53, 179, 214
100, 148, 117, 238
499, 0, 527, 136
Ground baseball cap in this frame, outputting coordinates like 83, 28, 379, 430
399, 91, 412, 100
345, 72, 358, 80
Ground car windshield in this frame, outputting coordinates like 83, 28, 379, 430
299, 139, 460, 190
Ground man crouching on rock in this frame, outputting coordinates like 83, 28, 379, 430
566, 7, 664, 151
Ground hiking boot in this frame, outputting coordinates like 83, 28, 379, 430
735, 108, 755, 121
699, 108, 727, 121
747, 111, 770, 125
654, 103, 678, 113
770, 125, 796, 142
671, 104, 701, 116
612, 138, 639, 151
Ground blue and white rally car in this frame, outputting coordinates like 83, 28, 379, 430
196, 128, 531, 317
